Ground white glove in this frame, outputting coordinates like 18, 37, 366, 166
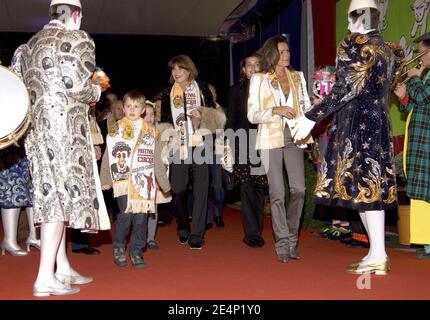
290, 116, 316, 142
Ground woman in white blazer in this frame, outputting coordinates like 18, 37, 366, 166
247, 35, 312, 263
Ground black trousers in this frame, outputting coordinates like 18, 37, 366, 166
240, 182, 265, 242
170, 161, 209, 244
157, 202, 174, 224
71, 229, 89, 250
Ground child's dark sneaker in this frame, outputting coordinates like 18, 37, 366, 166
130, 253, 146, 269
113, 247, 127, 267
147, 240, 159, 250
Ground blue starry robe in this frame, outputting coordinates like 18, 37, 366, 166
306, 31, 398, 211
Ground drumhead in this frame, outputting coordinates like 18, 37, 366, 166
0, 65, 30, 139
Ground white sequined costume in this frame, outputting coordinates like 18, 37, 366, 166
11, 20, 110, 231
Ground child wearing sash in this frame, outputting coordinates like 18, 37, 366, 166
100, 90, 170, 268
143, 101, 172, 250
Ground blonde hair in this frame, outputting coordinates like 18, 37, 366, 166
123, 90, 146, 107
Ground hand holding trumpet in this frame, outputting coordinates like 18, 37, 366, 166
393, 83, 407, 100
389, 44, 430, 87
407, 62, 426, 79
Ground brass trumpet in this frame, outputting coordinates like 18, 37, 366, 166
386, 41, 405, 89
399, 47, 430, 84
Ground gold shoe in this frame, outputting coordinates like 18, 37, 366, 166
347, 259, 390, 275
346, 259, 366, 272
346, 262, 360, 273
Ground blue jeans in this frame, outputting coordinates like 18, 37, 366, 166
207, 162, 225, 224
113, 196, 148, 254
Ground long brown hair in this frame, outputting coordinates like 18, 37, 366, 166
259, 35, 293, 73
167, 55, 198, 84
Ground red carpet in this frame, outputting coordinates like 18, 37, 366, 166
1, 207, 429, 300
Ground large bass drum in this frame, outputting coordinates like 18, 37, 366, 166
0, 65, 31, 150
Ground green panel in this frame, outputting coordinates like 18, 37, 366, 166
336, 0, 349, 44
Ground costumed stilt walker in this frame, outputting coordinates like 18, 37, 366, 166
292, 0, 398, 275
11, 0, 110, 296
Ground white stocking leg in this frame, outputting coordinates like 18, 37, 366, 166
358, 211, 370, 261
1, 208, 23, 250
55, 226, 82, 277
34, 222, 66, 288
359, 210, 388, 265
25, 207, 39, 241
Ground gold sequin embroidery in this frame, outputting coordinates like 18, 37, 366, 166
355, 158, 382, 203
315, 161, 333, 199
333, 139, 354, 201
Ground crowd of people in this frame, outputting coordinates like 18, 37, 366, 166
1, 0, 430, 297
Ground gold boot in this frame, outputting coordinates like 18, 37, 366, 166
346, 261, 361, 273
347, 259, 390, 275
346, 257, 370, 272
